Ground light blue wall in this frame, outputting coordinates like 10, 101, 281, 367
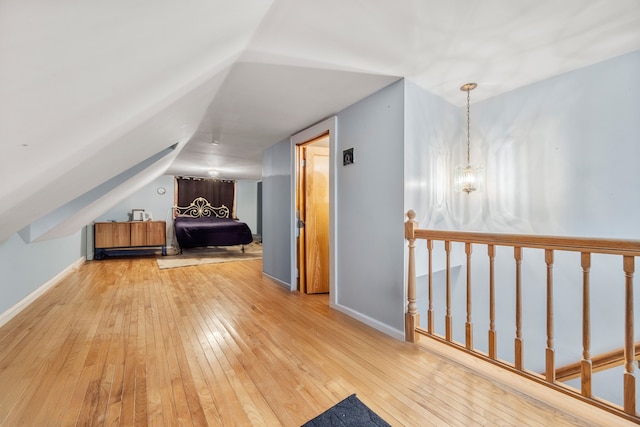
260, 81, 406, 334
477, 50, 640, 405
1, 174, 175, 320
93, 175, 176, 254
403, 49, 640, 405
96, 175, 176, 223
476, 51, 640, 238
258, 51, 640, 369
93, 175, 261, 252
0, 231, 83, 316
236, 180, 259, 235
405, 50, 640, 237
262, 139, 292, 285
404, 79, 465, 277
335, 80, 406, 333
1, 173, 262, 320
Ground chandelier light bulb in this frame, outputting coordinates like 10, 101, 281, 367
454, 82, 483, 194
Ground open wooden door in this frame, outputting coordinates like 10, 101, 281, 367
297, 140, 329, 294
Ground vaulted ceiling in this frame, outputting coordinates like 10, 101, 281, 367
1, 0, 639, 242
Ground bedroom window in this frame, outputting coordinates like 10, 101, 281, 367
176, 177, 236, 217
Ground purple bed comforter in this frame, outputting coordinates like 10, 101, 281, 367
174, 216, 253, 248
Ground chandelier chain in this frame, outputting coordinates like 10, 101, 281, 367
466, 89, 471, 165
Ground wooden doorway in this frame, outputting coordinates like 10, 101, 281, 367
296, 133, 330, 294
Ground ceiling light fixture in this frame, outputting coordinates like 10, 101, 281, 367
454, 82, 483, 194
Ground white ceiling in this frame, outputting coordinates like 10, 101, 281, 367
0, 0, 639, 240
166, 0, 640, 179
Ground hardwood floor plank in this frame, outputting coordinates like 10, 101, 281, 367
103, 262, 135, 426
0, 257, 635, 426
205, 280, 318, 425
2, 262, 114, 425
182, 269, 278, 426
176, 266, 274, 426
165, 271, 220, 426
144, 272, 163, 426
134, 268, 149, 425
154, 269, 198, 426
146, 274, 178, 425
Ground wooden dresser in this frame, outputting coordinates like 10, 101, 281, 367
94, 221, 166, 259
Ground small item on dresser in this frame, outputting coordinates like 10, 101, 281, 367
131, 209, 145, 221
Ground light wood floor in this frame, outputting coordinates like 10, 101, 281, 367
0, 258, 630, 426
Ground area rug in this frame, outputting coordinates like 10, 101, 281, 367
156, 242, 262, 269
302, 394, 391, 427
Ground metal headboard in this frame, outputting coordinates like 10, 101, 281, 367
174, 197, 230, 219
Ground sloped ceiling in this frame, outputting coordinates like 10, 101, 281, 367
1, 0, 639, 242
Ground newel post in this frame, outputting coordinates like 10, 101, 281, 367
405, 210, 419, 342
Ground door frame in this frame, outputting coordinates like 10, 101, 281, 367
290, 117, 337, 306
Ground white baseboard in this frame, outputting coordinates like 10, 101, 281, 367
262, 272, 291, 290
261, 271, 404, 340
0, 256, 85, 328
330, 302, 405, 341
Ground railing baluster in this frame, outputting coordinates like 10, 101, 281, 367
623, 256, 635, 415
406, 212, 640, 422
581, 252, 592, 398
515, 247, 523, 370
465, 242, 473, 349
427, 239, 434, 334
546, 249, 555, 383
404, 210, 419, 343
445, 241, 452, 342
488, 245, 497, 359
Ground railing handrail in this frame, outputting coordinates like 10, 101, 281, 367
412, 229, 640, 256
405, 210, 639, 422
555, 343, 640, 381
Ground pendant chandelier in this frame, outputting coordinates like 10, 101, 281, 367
454, 83, 483, 194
